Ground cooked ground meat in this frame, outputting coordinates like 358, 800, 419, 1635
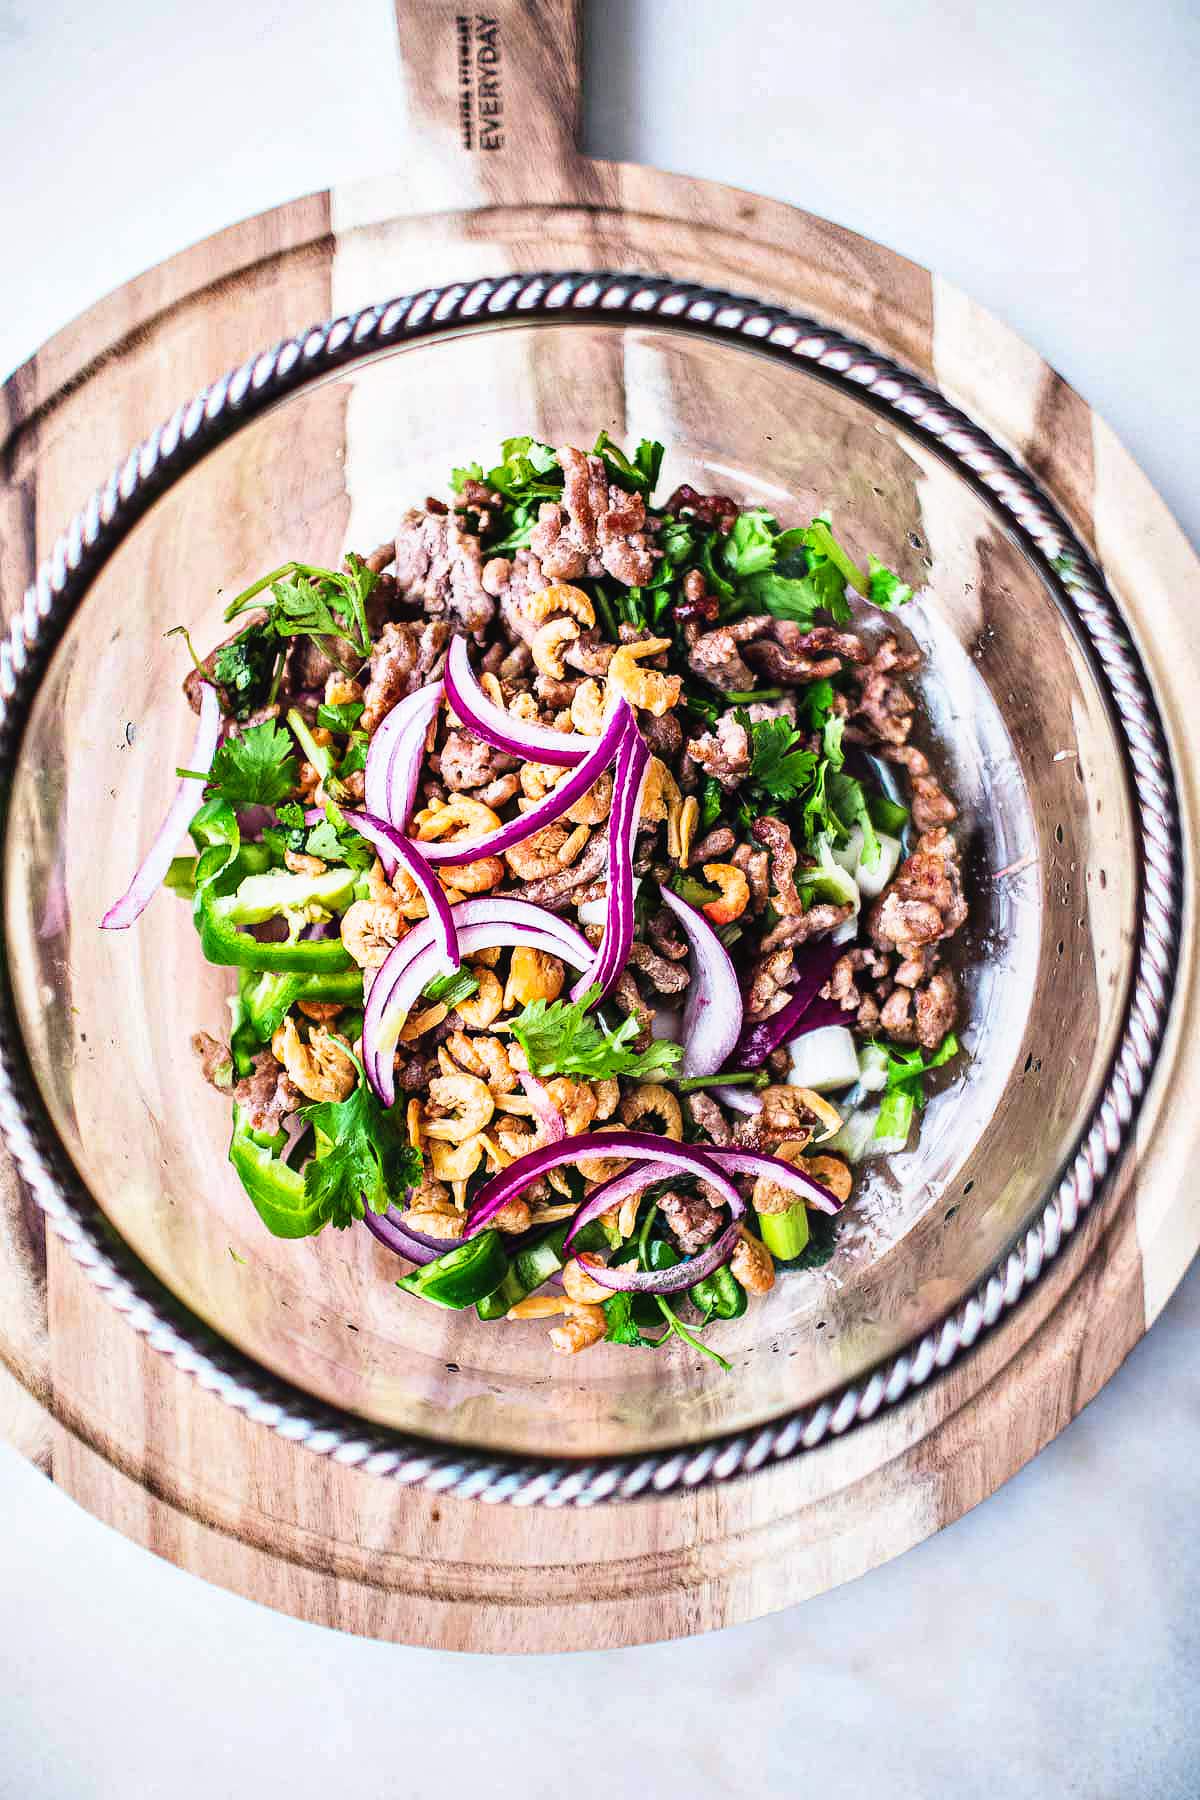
686, 618, 769, 692
686, 1091, 731, 1146
745, 946, 795, 1019
230, 1050, 302, 1135
626, 940, 690, 994
760, 902, 854, 954
731, 843, 771, 911
361, 620, 451, 733
686, 712, 751, 788
751, 816, 804, 916
393, 507, 495, 635
658, 1188, 724, 1254
439, 728, 517, 793
506, 827, 609, 909
191, 1031, 233, 1091
529, 446, 658, 586
689, 825, 736, 866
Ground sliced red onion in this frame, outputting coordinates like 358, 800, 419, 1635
340, 809, 458, 973
569, 728, 649, 1003
101, 681, 222, 929
445, 633, 594, 766
728, 937, 848, 1069
657, 886, 743, 1077
586, 1220, 742, 1295
519, 1072, 565, 1144
706, 1146, 843, 1216
363, 911, 592, 1106
468, 1130, 742, 1237
360, 1207, 458, 1266
711, 1084, 763, 1117
412, 700, 633, 868
364, 681, 444, 865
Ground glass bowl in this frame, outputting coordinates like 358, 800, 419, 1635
0, 275, 1179, 1499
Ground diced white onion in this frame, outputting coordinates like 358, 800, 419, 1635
825, 1107, 880, 1163
856, 1043, 891, 1093
786, 1025, 861, 1093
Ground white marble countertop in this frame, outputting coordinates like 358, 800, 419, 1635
1, 1, 1197, 1793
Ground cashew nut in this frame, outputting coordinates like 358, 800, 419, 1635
619, 1083, 683, 1140
607, 638, 682, 716
570, 678, 606, 736
503, 946, 565, 1008
271, 1017, 356, 1104
532, 617, 580, 680
524, 583, 596, 628
422, 1072, 495, 1143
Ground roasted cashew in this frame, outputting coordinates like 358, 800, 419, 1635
520, 761, 567, 803
619, 1082, 683, 1140
340, 897, 404, 970
412, 796, 502, 846
502, 821, 572, 880
570, 679, 606, 736
548, 1302, 607, 1355
422, 1072, 495, 1143
803, 1154, 853, 1204
503, 946, 565, 1008
524, 583, 596, 628
591, 1077, 620, 1121
758, 1085, 829, 1142
544, 1077, 597, 1137
442, 855, 505, 894
700, 861, 750, 925
455, 967, 504, 1029
532, 617, 580, 680
639, 756, 681, 825
751, 1138, 813, 1214
731, 1227, 776, 1295
790, 1088, 843, 1143
607, 638, 682, 716
429, 1136, 485, 1183
271, 1017, 356, 1103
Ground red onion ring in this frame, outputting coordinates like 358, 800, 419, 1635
360, 1206, 458, 1266
657, 886, 743, 1077
705, 1146, 843, 1216
410, 699, 634, 868
569, 728, 649, 1002
468, 1130, 742, 1237
445, 633, 595, 766
364, 681, 444, 850
101, 681, 222, 929
340, 809, 458, 973
728, 938, 848, 1069
363, 910, 593, 1106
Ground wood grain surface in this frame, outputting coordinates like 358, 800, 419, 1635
0, 0, 1197, 1650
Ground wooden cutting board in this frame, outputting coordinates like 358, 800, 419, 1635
1, 0, 1197, 1651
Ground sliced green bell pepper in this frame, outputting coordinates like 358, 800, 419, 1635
397, 1231, 509, 1311
690, 1264, 747, 1321
228, 1105, 325, 1239
195, 867, 355, 973
475, 1219, 609, 1321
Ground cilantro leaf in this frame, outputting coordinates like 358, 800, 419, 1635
867, 553, 914, 610
722, 508, 777, 577
205, 720, 297, 809
450, 461, 484, 494
302, 1073, 423, 1230
881, 1034, 960, 1098
828, 769, 881, 867
483, 437, 562, 504
305, 803, 373, 871
593, 432, 665, 496
603, 1291, 647, 1346
742, 713, 818, 803
700, 777, 724, 833
511, 986, 684, 1081
803, 678, 836, 731
223, 557, 377, 658
210, 623, 281, 721
316, 700, 365, 733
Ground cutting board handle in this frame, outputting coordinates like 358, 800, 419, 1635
392, 0, 583, 205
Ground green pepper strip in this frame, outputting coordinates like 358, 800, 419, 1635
240, 968, 364, 1043
196, 866, 356, 973
397, 1231, 509, 1311
755, 1200, 811, 1262
228, 1106, 325, 1239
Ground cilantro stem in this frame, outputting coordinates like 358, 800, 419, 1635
807, 521, 869, 596
287, 708, 332, 781
671, 1070, 769, 1093
655, 1297, 732, 1372
165, 624, 207, 678
593, 590, 619, 642
637, 1202, 658, 1268
724, 687, 783, 703
223, 562, 302, 622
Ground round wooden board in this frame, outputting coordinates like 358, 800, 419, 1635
1, 0, 1197, 1651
